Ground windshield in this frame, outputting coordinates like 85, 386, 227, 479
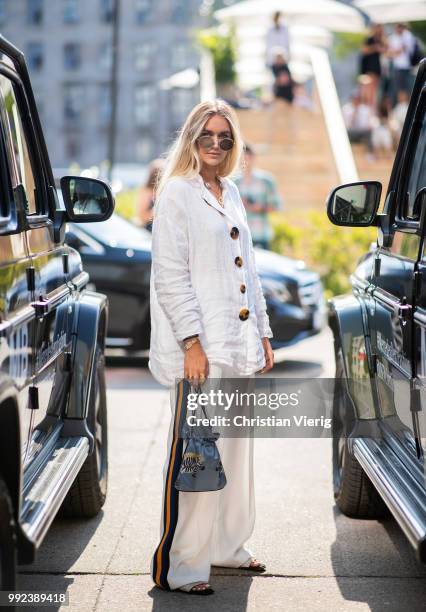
78, 213, 152, 249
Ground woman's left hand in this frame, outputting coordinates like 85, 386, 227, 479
259, 337, 274, 373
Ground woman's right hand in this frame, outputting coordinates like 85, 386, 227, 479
184, 342, 209, 387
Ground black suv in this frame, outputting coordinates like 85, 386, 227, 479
328, 60, 426, 561
0, 37, 114, 589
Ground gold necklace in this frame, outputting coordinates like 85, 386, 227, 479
204, 177, 224, 207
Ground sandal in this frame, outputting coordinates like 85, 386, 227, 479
239, 558, 266, 573
176, 582, 214, 596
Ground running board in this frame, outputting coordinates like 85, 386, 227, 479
352, 437, 426, 562
20, 436, 89, 548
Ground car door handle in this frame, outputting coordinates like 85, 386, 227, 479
31, 286, 71, 319
32, 298, 49, 318
398, 301, 412, 323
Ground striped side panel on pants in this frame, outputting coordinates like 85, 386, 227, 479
152, 378, 189, 590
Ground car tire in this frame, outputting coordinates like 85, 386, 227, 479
332, 348, 389, 518
60, 345, 108, 518
0, 478, 16, 591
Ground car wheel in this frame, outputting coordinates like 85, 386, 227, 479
332, 348, 389, 518
60, 345, 108, 518
0, 478, 16, 591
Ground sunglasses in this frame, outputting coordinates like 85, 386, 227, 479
197, 135, 234, 151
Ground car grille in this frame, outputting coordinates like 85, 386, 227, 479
298, 280, 323, 308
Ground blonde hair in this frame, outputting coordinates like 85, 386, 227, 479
156, 99, 243, 196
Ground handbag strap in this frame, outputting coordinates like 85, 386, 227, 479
187, 382, 219, 440
191, 383, 210, 420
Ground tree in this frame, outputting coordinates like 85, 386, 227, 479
197, 27, 237, 85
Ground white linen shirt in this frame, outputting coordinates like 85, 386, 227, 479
148, 173, 273, 388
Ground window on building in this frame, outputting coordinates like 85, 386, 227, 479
65, 136, 81, 160
99, 83, 112, 125
0, 0, 6, 25
134, 42, 154, 73
63, 0, 80, 23
27, 42, 44, 72
171, 88, 195, 125
172, 42, 190, 71
134, 85, 155, 126
64, 83, 85, 121
27, 0, 43, 25
100, 42, 113, 70
135, 0, 152, 24
172, 0, 192, 24
135, 136, 154, 163
64, 43, 81, 70
100, 0, 114, 23
0, 74, 38, 214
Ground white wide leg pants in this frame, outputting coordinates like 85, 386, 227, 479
151, 363, 256, 591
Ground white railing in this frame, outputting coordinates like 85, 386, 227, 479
309, 46, 359, 184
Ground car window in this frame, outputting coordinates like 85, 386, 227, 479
403, 108, 426, 220
390, 231, 421, 260
0, 73, 37, 215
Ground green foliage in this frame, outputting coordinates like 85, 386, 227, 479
270, 213, 304, 258
270, 211, 377, 299
197, 27, 236, 84
411, 21, 426, 45
333, 32, 366, 60
306, 211, 376, 298
115, 188, 139, 221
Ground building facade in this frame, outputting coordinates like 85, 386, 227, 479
0, 0, 204, 172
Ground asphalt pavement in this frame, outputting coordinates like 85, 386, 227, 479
18, 328, 426, 611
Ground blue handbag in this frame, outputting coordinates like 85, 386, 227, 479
174, 382, 227, 492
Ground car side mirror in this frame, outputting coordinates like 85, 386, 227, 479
326, 181, 382, 227
60, 176, 115, 223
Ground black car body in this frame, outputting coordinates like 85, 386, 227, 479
65, 214, 326, 351
328, 60, 426, 562
0, 36, 115, 591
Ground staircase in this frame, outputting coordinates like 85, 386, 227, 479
352, 144, 393, 196
236, 93, 340, 225
236, 95, 394, 223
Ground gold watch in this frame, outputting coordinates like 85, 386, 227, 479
183, 336, 200, 351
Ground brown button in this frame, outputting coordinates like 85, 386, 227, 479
234, 256, 243, 267
239, 308, 250, 321
230, 226, 239, 239
240, 284, 246, 293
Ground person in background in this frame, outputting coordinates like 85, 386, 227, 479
293, 82, 314, 111
390, 90, 409, 144
371, 101, 393, 158
342, 89, 375, 156
137, 158, 165, 232
359, 23, 387, 110
271, 52, 294, 104
234, 144, 282, 250
388, 23, 416, 104
266, 11, 290, 70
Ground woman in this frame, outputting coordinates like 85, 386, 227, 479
136, 158, 165, 231
359, 23, 387, 109
149, 99, 274, 596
